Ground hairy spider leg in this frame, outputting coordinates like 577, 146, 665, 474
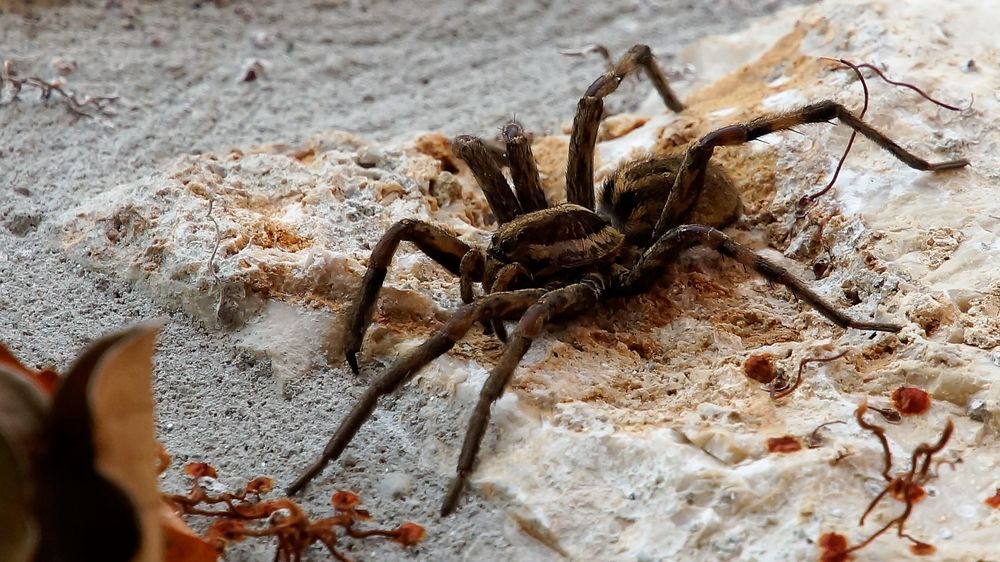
619, 224, 902, 332
459, 248, 505, 338
441, 279, 603, 516
288, 289, 547, 496
459, 248, 486, 304
589, 44, 685, 112
484, 262, 532, 342
652, 100, 970, 240
567, 44, 685, 210
453, 122, 550, 225
343, 219, 480, 374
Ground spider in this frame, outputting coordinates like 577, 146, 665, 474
288, 45, 969, 515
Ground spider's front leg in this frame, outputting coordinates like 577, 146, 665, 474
441, 278, 603, 516
288, 288, 547, 496
652, 100, 970, 240
567, 44, 685, 210
619, 224, 901, 332
343, 219, 482, 373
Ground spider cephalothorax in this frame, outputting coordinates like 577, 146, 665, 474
288, 45, 968, 515
488, 205, 623, 283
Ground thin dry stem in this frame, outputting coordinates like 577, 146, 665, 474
852, 62, 967, 111
769, 349, 849, 400
807, 419, 846, 448
1, 59, 118, 119
164, 463, 425, 562
203, 197, 230, 323
797, 58, 870, 212
798, 56, 966, 212
827, 403, 955, 558
855, 400, 893, 480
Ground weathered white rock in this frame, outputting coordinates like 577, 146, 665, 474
60, 130, 490, 384
60, 0, 1000, 559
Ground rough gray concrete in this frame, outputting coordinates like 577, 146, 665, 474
1, 1, 814, 560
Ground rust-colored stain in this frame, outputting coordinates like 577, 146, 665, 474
414, 132, 460, 173
767, 435, 802, 453
890, 387, 931, 415
818, 531, 851, 562
240, 219, 312, 252
290, 146, 317, 165
985, 488, 1000, 509
909, 542, 935, 556
744, 353, 777, 384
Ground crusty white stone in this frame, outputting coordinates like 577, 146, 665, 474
60, 130, 490, 383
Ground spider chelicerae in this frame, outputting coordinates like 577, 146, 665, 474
288, 45, 968, 515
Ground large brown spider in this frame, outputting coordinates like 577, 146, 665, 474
288, 45, 968, 515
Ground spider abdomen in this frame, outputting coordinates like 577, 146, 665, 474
488, 203, 624, 278
598, 156, 741, 247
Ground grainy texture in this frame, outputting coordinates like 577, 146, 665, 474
19, 0, 1000, 560
0, 1, 814, 560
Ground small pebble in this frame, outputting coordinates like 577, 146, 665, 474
378, 471, 413, 499
968, 399, 990, 422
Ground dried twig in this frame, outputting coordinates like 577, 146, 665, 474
798, 57, 965, 212
1, 59, 118, 119
165, 462, 425, 562
822, 401, 955, 559
850, 62, 969, 111
205, 199, 222, 282
807, 420, 846, 448
767, 349, 849, 400
203, 198, 246, 327
203, 198, 229, 322
797, 58, 870, 213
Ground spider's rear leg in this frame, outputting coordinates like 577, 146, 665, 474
620, 224, 901, 332
585, 44, 685, 113
288, 288, 547, 496
567, 44, 685, 210
441, 279, 603, 516
652, 100, 970, 239
344, 219, 481, 373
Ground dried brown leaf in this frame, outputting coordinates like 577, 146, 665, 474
88, 322, 164, 562
161, 501, 218, 562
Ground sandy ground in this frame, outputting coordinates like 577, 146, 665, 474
0, 1, 815, 560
